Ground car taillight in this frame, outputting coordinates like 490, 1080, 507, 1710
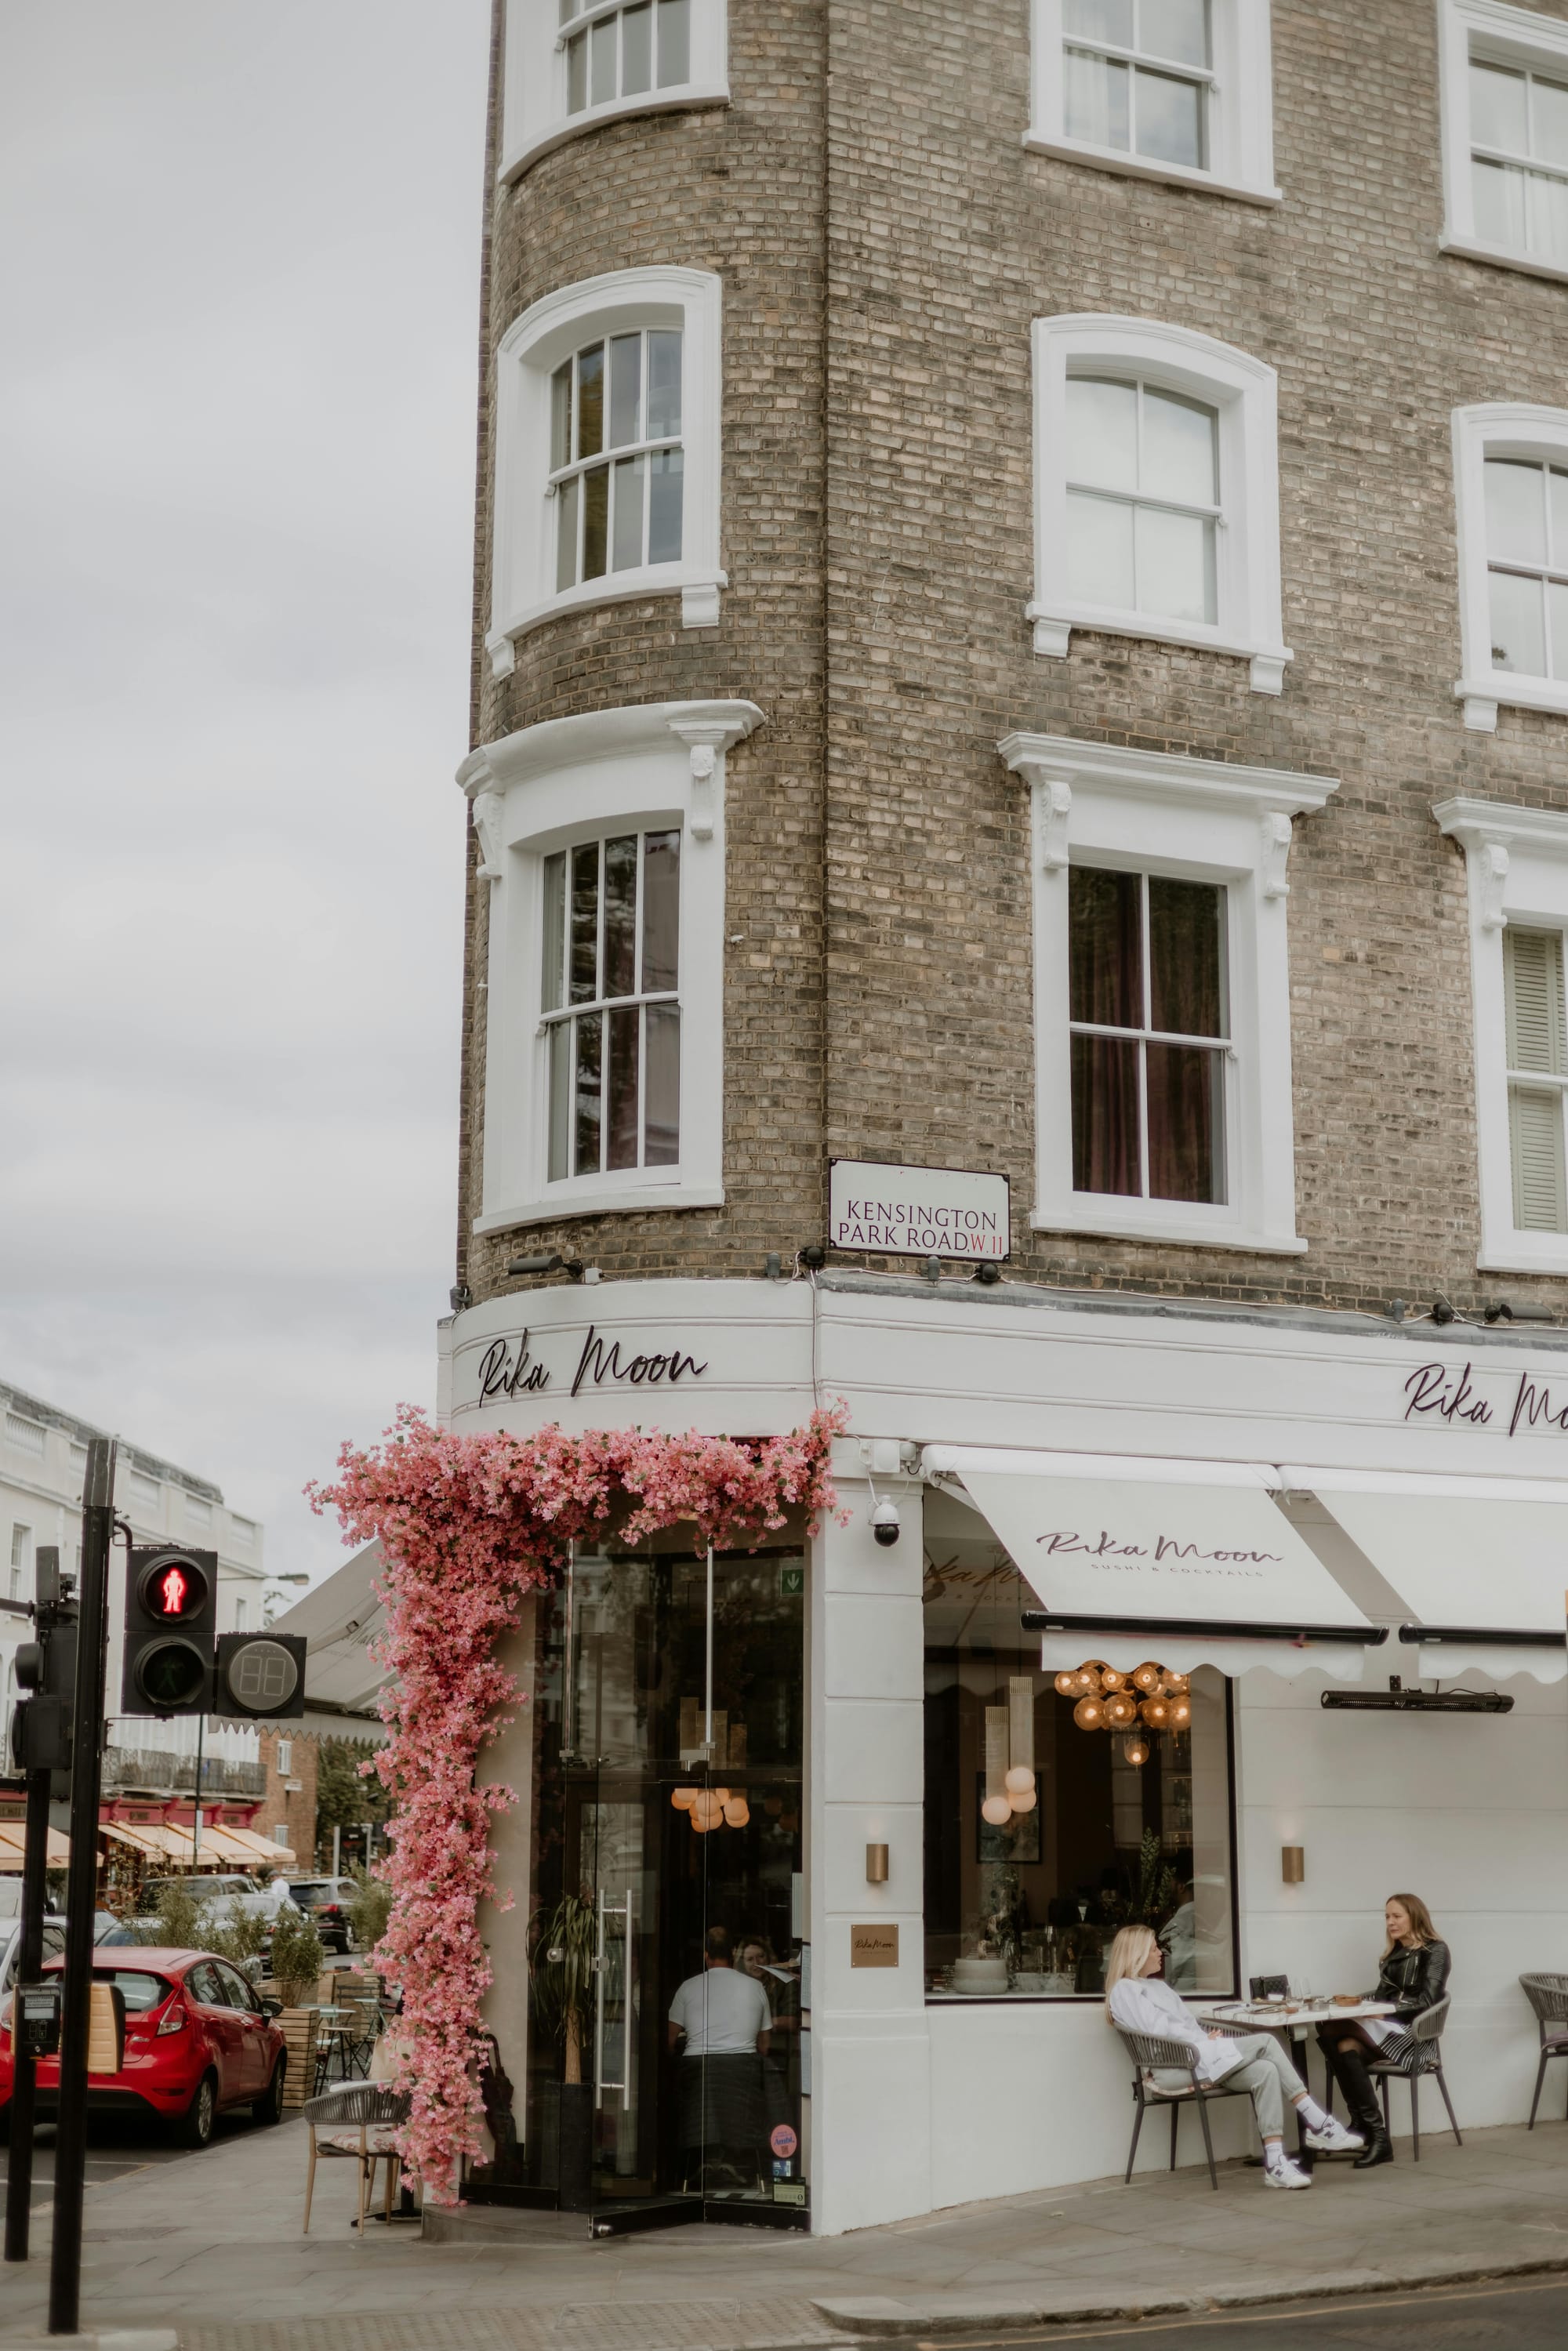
323, 1905, 340, 1917
156, 2004, 187, 2036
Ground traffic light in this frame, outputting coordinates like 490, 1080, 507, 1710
120, 1546, 216, 1716
11, 1545, 76, 1777
214, 1632, 307, 1720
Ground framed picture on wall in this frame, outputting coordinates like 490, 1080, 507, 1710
975, 1772, 1041, 1863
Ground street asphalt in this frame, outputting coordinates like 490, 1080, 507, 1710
995, 2275, 1568, 2346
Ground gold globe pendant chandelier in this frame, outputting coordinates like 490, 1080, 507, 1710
1056, 1660, 1191, 1765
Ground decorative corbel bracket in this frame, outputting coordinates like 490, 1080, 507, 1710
1002, 753, 1075, 874
667, 712, 756, 842
1475, 838, 1510, 931
1258, 811, 1294, 901
456, 749, 506, 881
1432, 798, 1544, 935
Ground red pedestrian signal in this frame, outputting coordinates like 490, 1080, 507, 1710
154, 1563, 189, 1616
121, 1548, 216, 1718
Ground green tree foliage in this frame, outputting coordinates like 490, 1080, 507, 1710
347, 1862, 392, 1954
268, 1903, 326, 2001
315, 1737, 390, 1853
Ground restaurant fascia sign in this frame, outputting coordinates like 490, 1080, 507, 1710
1403, 1358, 1568, 1439
828, 1158, 1010, 1260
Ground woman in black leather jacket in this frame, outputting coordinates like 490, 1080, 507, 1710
1313, 1894, 1450, 2171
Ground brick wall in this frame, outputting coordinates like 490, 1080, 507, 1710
459, 0, 1568, 1321
258, 1730, 318, 1874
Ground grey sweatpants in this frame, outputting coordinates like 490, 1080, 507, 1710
1155, 2034, 1305, 2140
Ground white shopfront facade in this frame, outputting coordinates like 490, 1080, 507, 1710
440, 1271, 1568, 2234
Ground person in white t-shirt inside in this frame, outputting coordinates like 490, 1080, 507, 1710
1105, 1925, 1363, 2189
668, 1925, 771, 2186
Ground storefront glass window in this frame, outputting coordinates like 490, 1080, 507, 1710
923, 1529, 1236, 2000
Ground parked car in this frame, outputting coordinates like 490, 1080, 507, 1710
0, 1948, 288, 2147
133, 1874, 298, 1949
0, 1916, 66, 1993
285, 1877, 359, 1954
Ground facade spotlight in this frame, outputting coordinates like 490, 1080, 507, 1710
507, 1252, 562, 1277
800, 1243, 827, 1271
972, 1261, 1002, 1286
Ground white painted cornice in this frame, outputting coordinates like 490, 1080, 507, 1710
999, 732, 1339, 819
457, 700, 766, 801
1433, 794, 1568, 862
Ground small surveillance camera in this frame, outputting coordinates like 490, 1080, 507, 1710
871, 1497, 902, 1547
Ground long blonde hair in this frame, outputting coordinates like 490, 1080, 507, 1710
1382, 1892, 1438, 1957
1104, 1924, 1159, 2019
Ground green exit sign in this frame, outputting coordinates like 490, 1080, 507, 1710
779, 1564, 804, 1597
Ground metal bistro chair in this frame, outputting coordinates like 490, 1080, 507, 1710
302, 2082, 411, 2233
1117, 2030, 1258, 2190
1519, 1973, 1568, 2128
1365, 1996, 1462, 2160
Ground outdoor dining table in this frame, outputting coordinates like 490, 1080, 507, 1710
1193, 1998, 1399, 2164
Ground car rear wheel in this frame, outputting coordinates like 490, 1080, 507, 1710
176, 2070, 218, 2150
252, 2059, 285, 2127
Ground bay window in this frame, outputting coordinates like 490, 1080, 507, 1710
500, 0, 728, 182
550, 328, 684, 593
542, 828, 682, 1181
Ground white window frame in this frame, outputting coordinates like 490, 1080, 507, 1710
1435, 795, 1568, 1274
1439, 0, 1568, 285
499, 0, 729, 182
1027, 0, 1279, 206
1030, 316, 1291, 694
459, 696, 764, 1233
1453, 404, 1568, 731
1002, 731, 1338, 1254
489, 268, 724, 675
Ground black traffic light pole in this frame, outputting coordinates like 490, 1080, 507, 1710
4, 1547, 65, 2267
49, 1435, 115, 2338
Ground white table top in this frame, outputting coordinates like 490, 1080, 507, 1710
1196, 1999, 1399, 2030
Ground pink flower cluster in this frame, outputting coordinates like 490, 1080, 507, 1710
308, 1402, 844, 2200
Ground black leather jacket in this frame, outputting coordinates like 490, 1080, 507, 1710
1370, 1938, 1450, 2019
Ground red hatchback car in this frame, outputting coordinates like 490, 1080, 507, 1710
1, 1949, 289, 2148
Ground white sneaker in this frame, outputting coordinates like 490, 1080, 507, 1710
1263, 2156, 1312, 2189
1304, 2116, 1365, 2153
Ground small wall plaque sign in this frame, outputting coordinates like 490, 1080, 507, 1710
851, 1921, 899, 1969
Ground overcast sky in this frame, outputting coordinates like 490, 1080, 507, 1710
0, 4, 493, 1583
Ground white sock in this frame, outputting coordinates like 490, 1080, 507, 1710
1295, 2095, 1330, 2130
1263, 2142, 1288, 2169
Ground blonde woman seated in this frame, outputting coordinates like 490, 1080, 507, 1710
1105, 1926, 1363, 2190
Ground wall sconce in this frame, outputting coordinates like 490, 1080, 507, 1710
1281, 1845, 1305, 1885
866, 1843, 889, 1884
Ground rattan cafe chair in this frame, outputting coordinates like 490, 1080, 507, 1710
1117, 2030, 1258, 2191
302, 2082, 410, 2233
1519, 1972, 1568, 2129
1365, 1996, 1461, 2161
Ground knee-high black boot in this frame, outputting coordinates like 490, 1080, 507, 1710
1326, 2039, 1392, 2168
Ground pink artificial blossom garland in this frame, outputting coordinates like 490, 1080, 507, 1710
308, 1401, 845, 2200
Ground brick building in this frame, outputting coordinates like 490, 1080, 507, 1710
440, 1, 1568, 2234
256, 1730, 318, 1874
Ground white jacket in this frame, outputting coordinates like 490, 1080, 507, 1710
1108, 1974, 1240, 2084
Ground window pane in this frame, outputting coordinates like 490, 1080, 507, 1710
575, 1014, 603, 1176
1490, 564, 1547, 673
1135, 505, 1216, 623
648, 447, 684, 563
551, 361, 572, 472
1065, 0, 1133, 42
549, 1022, 572, 1183
1134, 67, 1203, 169
603, 834, 638, 999
570, 840, 599, 1003
609, 333, 641, 448
657, 0, 691, 86
1065, 489, 1135, 608
1526, 165, 1568, 265
1552, 469, 1568, 568
1510, 1085, 1568, 1230
590, 12, 617, 103
1069, 865, 1141, 1029
1141, 386, 1217, 506
1065, 49, 1129, 150
567, 28, 588, 112
576, 343, 604, 459
556, 473, 580, 593
1504, 927, 1566, 1076
1552, 578, 1568, 680
1140, 0, 1208, 68
583, 463, 609, 580
1065, 376, 1138, 492
1486, 458, 1546, 565
1469, 60, 1527, 154
1149, 876, 1224, 1039
642, 829, 681, 992
1472, 156, 1526, 248
645, 1004, 681, 1164
622, 2, 653, 94
612, 454, 645, 570
1534, 74, 1568, 169
607, 1005, 641, 1170
1146, 1043, 1225, 1203
1072, 1032, 1141, 1195
648, 330, 682, 437
560, 0, 576, 22
541, 852, 566, 1014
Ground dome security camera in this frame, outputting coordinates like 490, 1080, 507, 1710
871, 1497, 902, 1547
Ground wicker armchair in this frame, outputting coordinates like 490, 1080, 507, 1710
302, 2081, 410, 2233
1364, 1995, 1461, 2160
1520, 1972, 1568, 2130
1116, 2029, 1257, 2190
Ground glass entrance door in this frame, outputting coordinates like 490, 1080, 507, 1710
540, 1545, 806, 2226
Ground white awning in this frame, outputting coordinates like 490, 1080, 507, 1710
923, 1446, 1381, 1679
1283, 1465, 1568, 1685
212, 1540, 390, 1742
